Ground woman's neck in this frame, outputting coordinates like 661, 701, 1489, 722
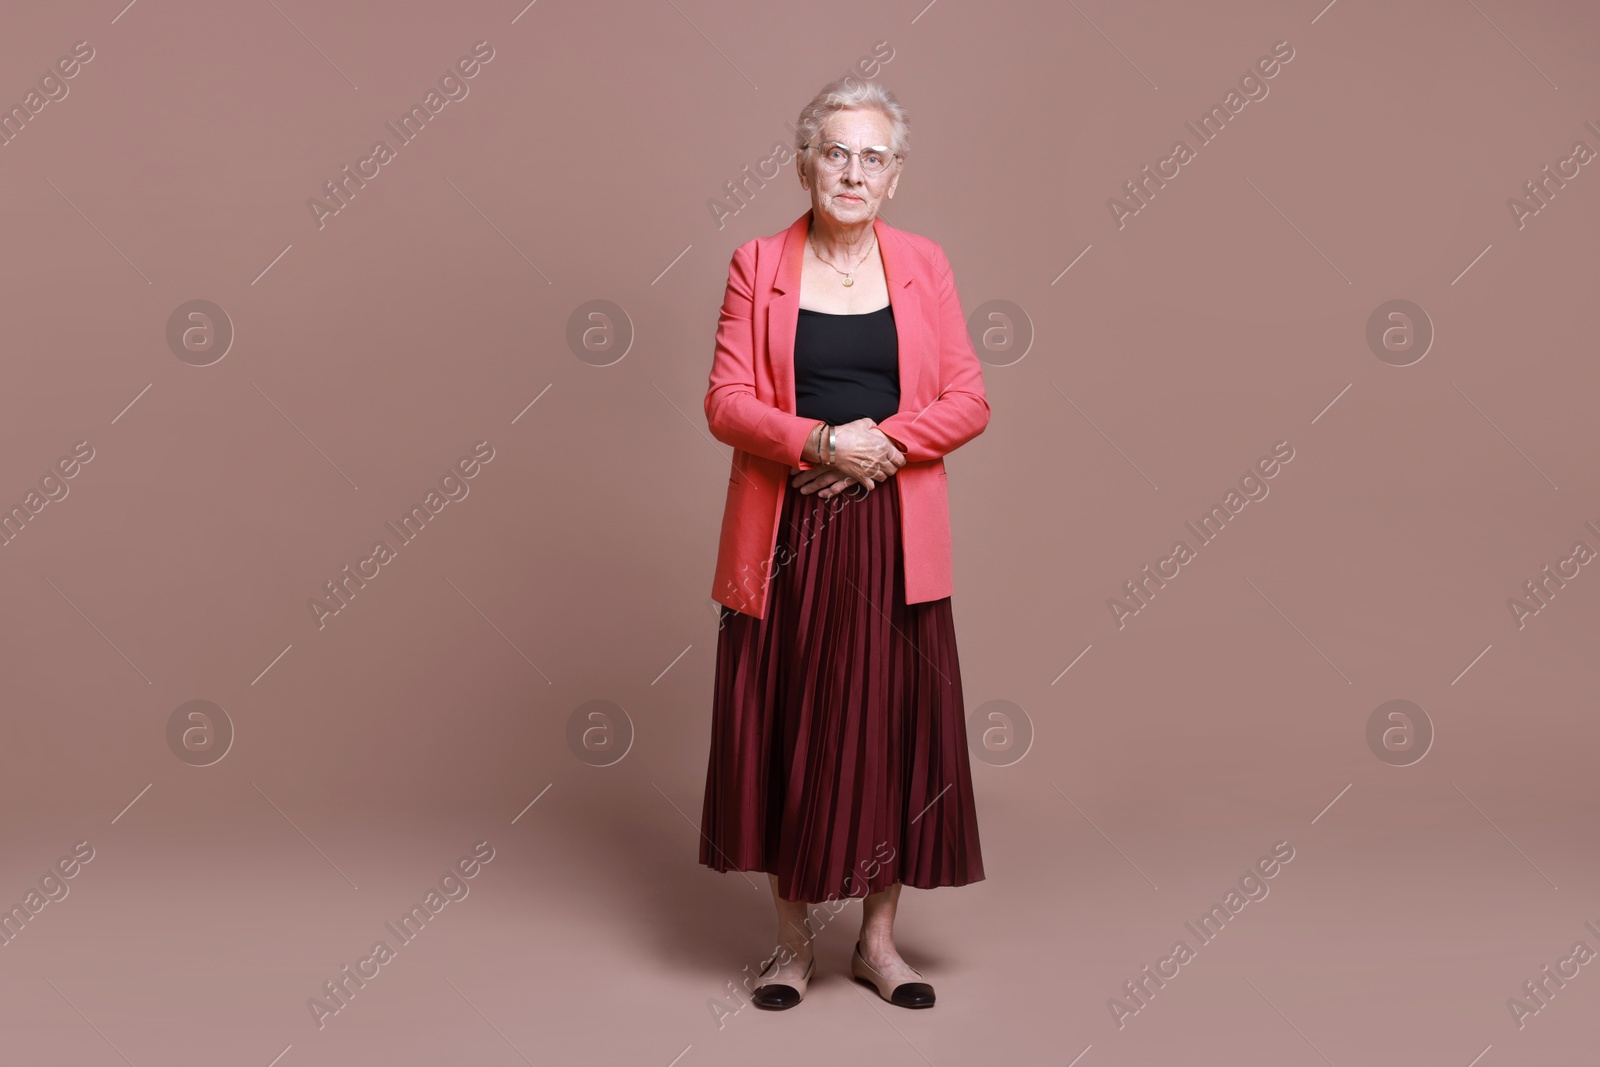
809, 213, 875, 260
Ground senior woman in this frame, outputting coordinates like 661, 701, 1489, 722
698, 77, 989, 1011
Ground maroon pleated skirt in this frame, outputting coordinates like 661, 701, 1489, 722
699, 474, 985, 903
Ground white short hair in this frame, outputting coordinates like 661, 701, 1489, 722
794, 77, 910, 175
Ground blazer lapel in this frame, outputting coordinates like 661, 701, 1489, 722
875, 213, 922, 403
768, 208, 921, 419
766, 212, 808, 417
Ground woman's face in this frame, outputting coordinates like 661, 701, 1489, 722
801, 108, 901, 226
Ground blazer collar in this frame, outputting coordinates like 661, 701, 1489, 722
767, 207, 921, 412
772, 207, 913, 296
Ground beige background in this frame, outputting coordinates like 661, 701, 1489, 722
2, 0, 1598, 1064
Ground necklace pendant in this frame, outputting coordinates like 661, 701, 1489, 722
842, 276, 854, 287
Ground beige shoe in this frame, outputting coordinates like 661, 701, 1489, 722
851, 940, 935, 1008
751, 951, 815, 1010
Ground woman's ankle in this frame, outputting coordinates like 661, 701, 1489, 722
771, 935, 815, 959
857, 928, 895, 954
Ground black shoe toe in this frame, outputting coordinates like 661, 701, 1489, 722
752, 984, 801, 1010
890, 982, 936, 1008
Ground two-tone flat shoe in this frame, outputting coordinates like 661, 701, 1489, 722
850, 940, 936, 1008
751, 951, 816, 1010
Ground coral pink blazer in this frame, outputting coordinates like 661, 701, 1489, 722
706, 208, 990, 619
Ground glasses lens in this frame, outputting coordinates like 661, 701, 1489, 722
819, 144, 890, 175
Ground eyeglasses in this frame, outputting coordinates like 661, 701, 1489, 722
807, 141, 899, 176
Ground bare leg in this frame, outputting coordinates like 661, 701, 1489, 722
762, 874, 816, 983
857, 882, 922, 981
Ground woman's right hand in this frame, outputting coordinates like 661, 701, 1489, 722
828, 417, 906, 491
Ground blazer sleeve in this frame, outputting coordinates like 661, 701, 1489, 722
873, 241, 991, 464
704, 241, 825, 470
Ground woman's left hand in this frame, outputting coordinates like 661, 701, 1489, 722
790, 465, 866, 500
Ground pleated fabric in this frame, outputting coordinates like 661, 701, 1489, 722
699, 475, 985, 903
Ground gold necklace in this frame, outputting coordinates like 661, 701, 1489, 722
809, 230, 877, 287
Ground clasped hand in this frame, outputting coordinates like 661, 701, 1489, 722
789, 417, 906, 500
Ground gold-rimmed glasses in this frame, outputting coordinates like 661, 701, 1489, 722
807, 141, 899, 176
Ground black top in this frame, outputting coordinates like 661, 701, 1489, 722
793, 304, 900, 425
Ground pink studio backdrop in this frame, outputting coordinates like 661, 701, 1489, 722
2, 1, 1598, 1065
